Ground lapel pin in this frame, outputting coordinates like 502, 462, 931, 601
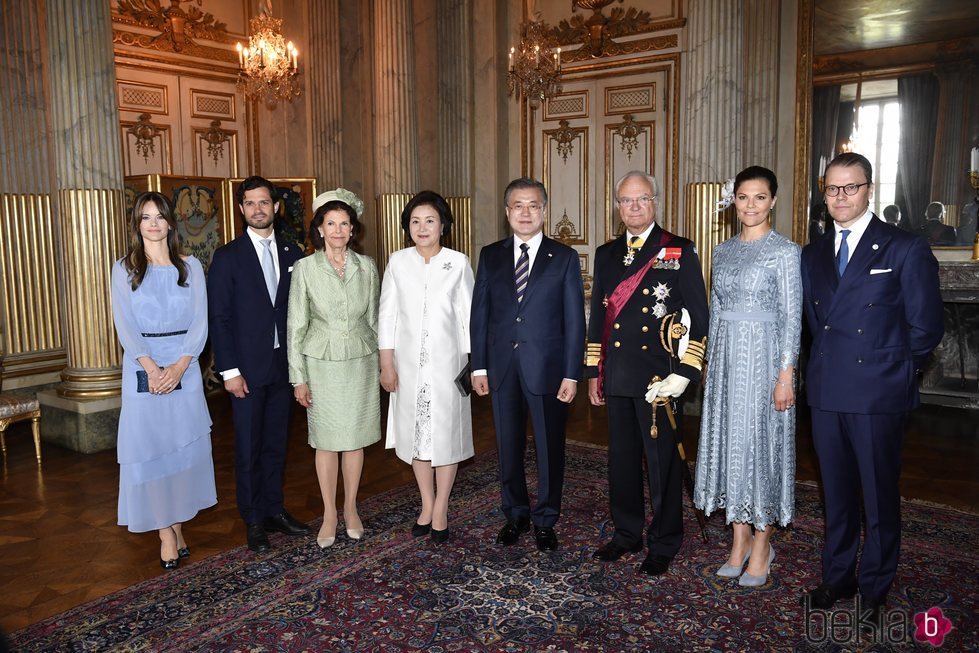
284, 246, 290, 251
872, 243, 878, 250
548, 253, 553, 257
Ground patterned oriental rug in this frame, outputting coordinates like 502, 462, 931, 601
12, 441, 978, 652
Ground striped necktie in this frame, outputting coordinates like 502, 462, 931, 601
514, 243, 529, 303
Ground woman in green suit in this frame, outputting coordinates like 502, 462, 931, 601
287, 188, 381, 549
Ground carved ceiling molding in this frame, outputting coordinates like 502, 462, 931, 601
814, 36, 979, 80
113, 0, 234, 48
113, 29, 238, 65
560, 34, 678, 64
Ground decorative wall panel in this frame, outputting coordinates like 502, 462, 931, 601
121, 120, 172, 175
544, 91, 589, 120
117, 80, 168, 114
192, 126, 238, 178
544, 124, 588, 246
605, 83, 656, 115
605, 118, 655, 240
190, 89, 235, 121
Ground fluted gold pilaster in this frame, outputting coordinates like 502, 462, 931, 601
0, 194, 62, 355
56, 188, 125, 397
445, 196, 472, 259
376, 193, 413, 272
370, 0, 419, 193
686, 183, 736, 295
309, 0, 343, 189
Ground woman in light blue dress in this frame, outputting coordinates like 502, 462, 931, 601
111, 191, 216, 570
695, 166, 801, 587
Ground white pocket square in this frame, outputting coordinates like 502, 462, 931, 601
287, 266, 294, 272
870, 268, 892, 275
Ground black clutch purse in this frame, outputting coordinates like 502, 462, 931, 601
454, 361, 472, 397
136, 369, 181, 393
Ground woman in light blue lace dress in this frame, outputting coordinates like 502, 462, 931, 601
111, 192, 216, 571
695, 166, 801, 587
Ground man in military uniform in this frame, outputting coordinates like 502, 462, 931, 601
586, 170, 708, 575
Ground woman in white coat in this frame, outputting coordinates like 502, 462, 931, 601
379, 191, 475, 544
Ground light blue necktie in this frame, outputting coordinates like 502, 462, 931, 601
836, 229, 850, 277
260, 238, 280, 348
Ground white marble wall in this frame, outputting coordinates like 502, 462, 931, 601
741, 0, 780, 169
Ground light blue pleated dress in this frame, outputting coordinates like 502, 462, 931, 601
111, 257, 217, 533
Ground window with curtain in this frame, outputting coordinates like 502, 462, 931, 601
852, 98, 901, 216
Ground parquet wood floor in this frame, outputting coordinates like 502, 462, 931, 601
1, 392, 976, 633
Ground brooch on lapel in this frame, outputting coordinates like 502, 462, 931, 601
872, 243, 879, 250
651, 247, 682, 270
442, 261, 453, 271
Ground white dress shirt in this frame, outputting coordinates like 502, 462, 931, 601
834, 208, 874, 257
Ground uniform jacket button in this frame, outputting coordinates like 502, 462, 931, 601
614, 341, 621, 347
824, 325, 831, 331
857, 328, 863, 335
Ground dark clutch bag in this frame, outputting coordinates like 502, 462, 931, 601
454, 361, 472, 397
136, 370, 181, 393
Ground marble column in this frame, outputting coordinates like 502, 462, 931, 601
681, 0, 743, 186
35, 0, 127, 452
309, 0, 343, 189
0, 1, 64, 385
370, 0, 419, 193
437, 0, 473, 197
45, 0, 126, 400
741, 0, 780, 169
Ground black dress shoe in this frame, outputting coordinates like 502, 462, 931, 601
808, 582, 857, 610
858, 593, 886, 621
496, 517, 530, 545
534, 527, 558, 551
411, 522, 432, 537
639, 553, 672, 576
263, 511, 311, 536
246, 522, 271, 553
431, 527, 449, 544
160, 557, 179, 570
177, 546, 190, 559
592, 539, 643, 562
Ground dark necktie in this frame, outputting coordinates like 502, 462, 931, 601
514, 243, 529, 303
836, 229, 850, 277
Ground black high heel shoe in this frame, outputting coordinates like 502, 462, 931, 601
160, 557, 179, 570
177, 546, 190, 559
430, 527, 449, 544
411, 522, 432, 537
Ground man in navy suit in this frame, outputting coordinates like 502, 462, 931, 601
801, 153, 943, 616
470, 177, 585, 551
586, 171, 708, 576
208, 176, 310, 552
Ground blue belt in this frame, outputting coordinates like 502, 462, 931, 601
717, 311, 777, 322
141, 330, 188, 337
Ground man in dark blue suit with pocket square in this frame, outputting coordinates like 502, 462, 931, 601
470, 177, 585, 552
208, 176, 311, 553
801, 153, 943, 617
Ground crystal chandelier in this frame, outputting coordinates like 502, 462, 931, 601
235, 3, 300, 106
507, 20, 562, 109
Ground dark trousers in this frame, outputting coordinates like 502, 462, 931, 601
811, 408, 906, 601
490, 354, 568, 528
231, 356, 292, 524
606, 395, 683, 557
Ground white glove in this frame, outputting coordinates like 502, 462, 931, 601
645, 373, 690, 403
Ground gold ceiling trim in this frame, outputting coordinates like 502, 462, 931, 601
113, 28, 238, 64
561, 33, 678, 63
552, 14, 685, 47
113, 0, 234, 47
814, 37, 979, 81
561, 51, 679, 76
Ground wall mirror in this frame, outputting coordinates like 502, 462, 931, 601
800, 0, 979, 249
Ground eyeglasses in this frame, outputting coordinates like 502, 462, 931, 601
508, 202, 543, 214
824, 182, 870, 197
617, 196, 655, 207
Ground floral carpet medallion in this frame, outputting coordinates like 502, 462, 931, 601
12, 441, 979, 652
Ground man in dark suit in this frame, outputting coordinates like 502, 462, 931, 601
208, 176, 311, 552
801, 152, 943, 616
470, 177, 585, 551
586, 170, 708, 576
